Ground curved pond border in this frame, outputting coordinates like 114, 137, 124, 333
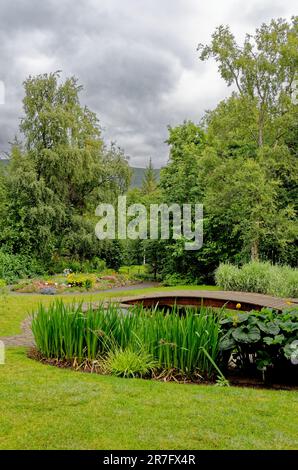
116, 290, 297, 312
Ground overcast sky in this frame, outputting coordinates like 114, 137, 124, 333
0, 0, 296, 167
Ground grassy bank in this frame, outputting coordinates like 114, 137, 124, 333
0, 348, 297, 450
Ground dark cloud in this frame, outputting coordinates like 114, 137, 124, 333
0, 0, 295, 166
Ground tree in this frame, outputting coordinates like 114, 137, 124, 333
2, 72, 130, 261
198, 16, 298, 147
141, 158, 157, 195
204, 158, 297, 261
160, 121, 206, 203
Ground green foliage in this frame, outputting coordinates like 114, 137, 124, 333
101, 240, 123, 270
144, 17, 298, 282
198, 17, 298, 147
32, 302, 222, 378
205, 157, 297, 261
48, 256, 106, 274
160, 121, 206, 204
162, 273, 198, 286
141, 158, 158, 195
105, 348, 157, 378
1, 72, 130, 262
215, 262, 298, 297
0, 250, 44, 283
66, 274, 94, 290
119, 264, 148, 280
219, 309, 298, 377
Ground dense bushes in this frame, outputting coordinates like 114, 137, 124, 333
215, 262, 298, 298
32, 302, 221, 378
219, 308, 298, 382
0, 251, 108, 283
0, 250, 45, 283
162, 273, 200, 286
47, 257, 106, 275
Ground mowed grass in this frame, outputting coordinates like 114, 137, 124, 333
0, 348, 297, 450
1, 289, 297, 450
0, 285, 219, 336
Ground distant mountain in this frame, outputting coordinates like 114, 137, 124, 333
130, 167, 160, 188
0, 160, 161, 189
0, 158, 9, 169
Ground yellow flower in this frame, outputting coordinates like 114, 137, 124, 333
236, 303, 241, 309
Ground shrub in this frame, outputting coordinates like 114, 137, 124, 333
47, 257, 106, 275
162, 273, 200, 286
0, 250, 45, 283
215, 261, 298, 297
91, 257, 106, 273
66, 274, 93, 289
214, 263, 241, 291
105, 348, 157, 378
219, 308, 298, 380
119, 265, 148, 280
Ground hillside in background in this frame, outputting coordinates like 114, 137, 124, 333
0, 159, 160, 189
130, 166, 160, 188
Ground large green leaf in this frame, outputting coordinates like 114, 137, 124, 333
278, 321, 298, 333
283, 339, 298, 360
257, 321, 280, 336
263, 334, 285, 346
220, 317, 235, 325
220, 313, 248, 326
235, 313, 249, 323
219, 335, 236, 351
232, 325, 261, 343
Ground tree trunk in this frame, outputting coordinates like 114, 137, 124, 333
251, 239, 259, 262
258, 105, 264, 147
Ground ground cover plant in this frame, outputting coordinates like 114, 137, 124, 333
219, 308, 298, 384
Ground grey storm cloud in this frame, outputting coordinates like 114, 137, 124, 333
0, 0, 296, 166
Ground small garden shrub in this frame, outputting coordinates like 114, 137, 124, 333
105, 348, 157, 378
215, 261, 298, 297
219, 308, 298, 381
66, 274, 93, 289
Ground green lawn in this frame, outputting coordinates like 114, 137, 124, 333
0, 289, 297, 450
0, 348, 297, 450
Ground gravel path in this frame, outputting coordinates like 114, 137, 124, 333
0, 317, 34, 347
